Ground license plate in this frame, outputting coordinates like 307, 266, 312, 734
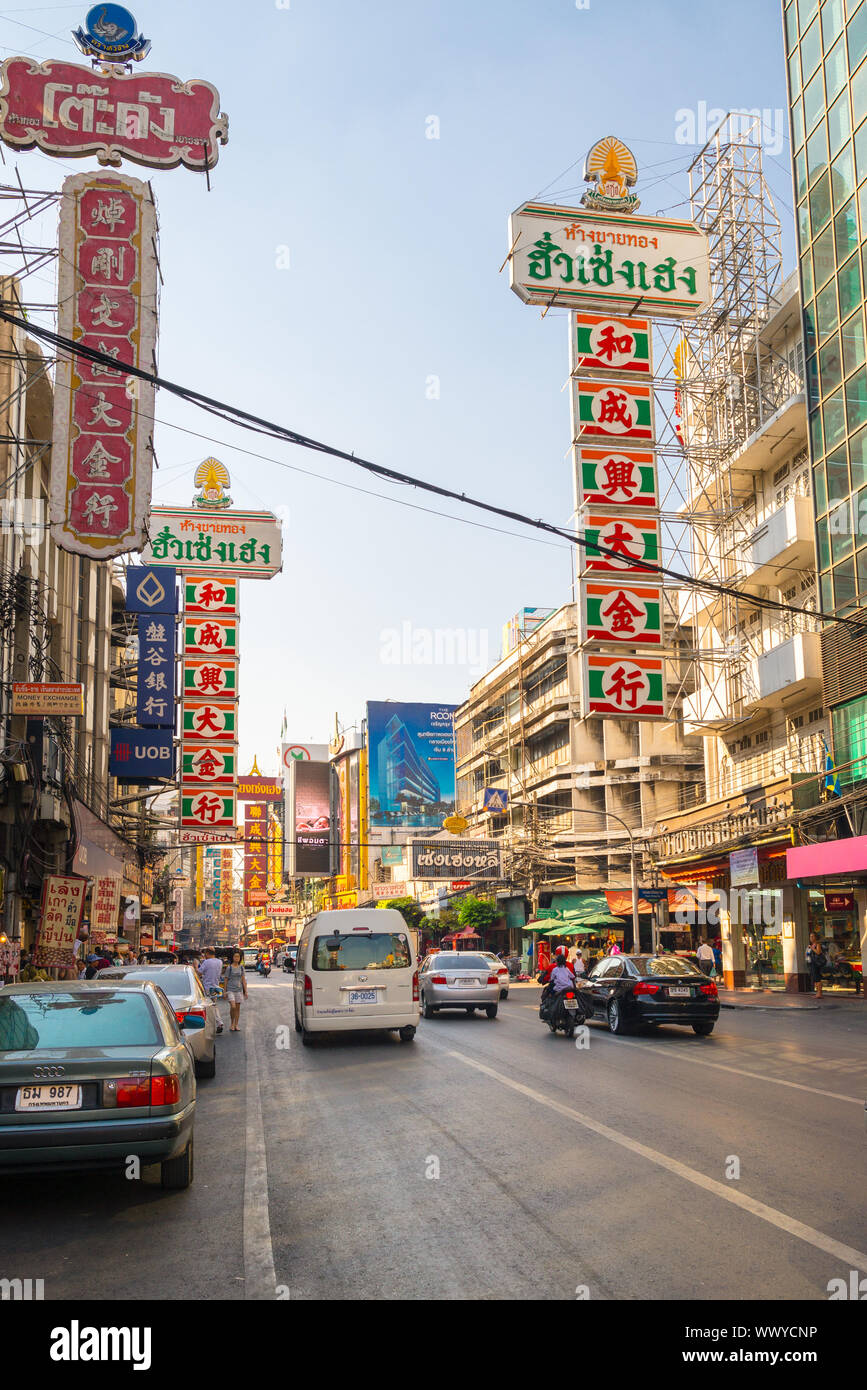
563, 999, 579, 1010
450, 978, 478, 987
669, 987, 691, 998
15, 1084, 82, 1112
349, 990, 378, 1004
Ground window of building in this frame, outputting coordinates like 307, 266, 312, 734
831, 691, 867, 782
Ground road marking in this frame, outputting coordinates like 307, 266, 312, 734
514, 1004, 863, 1104
442, 1046, 867, 1274
243, 1026, 277, 1300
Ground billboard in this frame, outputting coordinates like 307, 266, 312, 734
293, 760, 332, 877
367, 701, 457, 828
410, 838, 502, 881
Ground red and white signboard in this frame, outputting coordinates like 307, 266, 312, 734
32, 873, 88, 968
0, 58, 228, 171
373, 882, 407, 900
584, 653, 665, 718
90, 873, 121, 944
50, 171, 158, 558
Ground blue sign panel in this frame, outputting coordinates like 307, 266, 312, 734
483, 787, 509, 813
136, 615, 176, 727
110, 729, 175, 782
126, 566, 178, 615
73, 5, 151, 63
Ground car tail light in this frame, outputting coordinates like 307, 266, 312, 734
633, 981, 660, 996
103, 1075, 180, 1108
304, 974, 313, 1006
430, 975, 447, 985
700, 981, 718, 997
412, 970, 419, 1002
174, 1007, 206, 1025
487, 975, 499, 985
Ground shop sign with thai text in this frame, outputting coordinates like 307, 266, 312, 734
410, 839, 502, 881
90, 873, 121, 943
0, 58, 228, 171
32, 874, 87, 967
142, 507, 282, 579
658, 802, 792, 859
11, 682, 83, 715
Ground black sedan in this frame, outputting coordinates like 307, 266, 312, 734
577, 954, 720, 1036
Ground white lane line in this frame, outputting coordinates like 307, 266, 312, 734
514, 1004, 863, 1104
243, 1025, 277, 1301
442, 1046, 867, 1274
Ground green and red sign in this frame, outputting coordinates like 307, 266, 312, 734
573, 313, 651, 374
583, 582, 663, 645
573, 379, 654, 442
576, 447, 658, 509
581, 512, 660, 576
181, 698, 238, 742
183, 615, 239, 657
584, 654, 665, 717
182, 744, 238, 785
183, 657, 238, 697
180, 789, 237, 835
183, 575, 238, 615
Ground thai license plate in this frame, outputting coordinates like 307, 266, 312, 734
349, 990, 377, 1004
669, 987, 691, 998
15, 1084, 82, 1112
451, 978, 478, 987
563, 998, 579, 1010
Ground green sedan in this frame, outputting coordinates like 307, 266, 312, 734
0, 979, 199, 1188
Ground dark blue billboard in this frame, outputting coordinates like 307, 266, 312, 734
110, 729, 175, 782
367, 701, 457, 828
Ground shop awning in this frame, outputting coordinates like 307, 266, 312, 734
604, 890, 657, 916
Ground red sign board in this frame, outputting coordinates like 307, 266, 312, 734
32, 874, 87, 968
824, 893, 855, 912
0, 59, 228, 172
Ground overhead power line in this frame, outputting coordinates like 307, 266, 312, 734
1, 305, 863, 636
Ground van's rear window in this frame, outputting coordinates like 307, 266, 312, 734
312, 933, 411, 971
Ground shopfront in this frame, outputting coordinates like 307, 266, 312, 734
787, 838, 867, 990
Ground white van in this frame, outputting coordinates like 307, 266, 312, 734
293, 908, 419, 1044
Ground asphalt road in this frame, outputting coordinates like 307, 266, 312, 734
3, 973, 867, 1301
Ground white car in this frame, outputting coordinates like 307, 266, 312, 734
97, 964, 219, 1078
480, 952, 510, 999
294, 909, 419, 1044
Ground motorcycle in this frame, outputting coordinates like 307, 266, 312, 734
539, 985, 588, 1039
258, 959, 271, 978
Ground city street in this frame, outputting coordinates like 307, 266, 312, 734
4, 973, 866, 1302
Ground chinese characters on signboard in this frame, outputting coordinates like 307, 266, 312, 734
180, 571, 239, 842
50, 171, 158, 558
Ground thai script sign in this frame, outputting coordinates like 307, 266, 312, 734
11, 682, 83, 715
582, 581, 663, 646
142, 506, 282, 578
509, 203, 710, 319
0, 58, 228, 171
50, 170, 158, 558
90, 873, 121, 944
575, 447, 658, 509
583, 654, 665, 718
136, 614, 175, 727
32, 874, 87, 968
410, 838, 502, 881
658, 802, 791, 859
572, 313, 651, 374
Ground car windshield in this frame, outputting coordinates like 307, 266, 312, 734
633, 956, 703, 977
98, 968, 193, 996
312, 932, 411, 971
432, 955, 490, 971
0, 991, 162, 1050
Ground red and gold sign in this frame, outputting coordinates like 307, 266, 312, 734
32, 874, 87, 968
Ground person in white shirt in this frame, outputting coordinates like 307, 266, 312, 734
696, 940, 715, 976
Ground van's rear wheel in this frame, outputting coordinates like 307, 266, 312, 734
301, 1028, 313, 1046
399, 1026, 416, 1042
294, 1012, 302, 1033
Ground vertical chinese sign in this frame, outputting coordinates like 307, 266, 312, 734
180, 574, 240, 842
50, 171, 158, 558
238, 770, 283, 910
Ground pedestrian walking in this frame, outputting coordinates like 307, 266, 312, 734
573, 948, 587, 977
224, 948, 248, 1031
696, 939, 715, 976
806, 932, 827, 999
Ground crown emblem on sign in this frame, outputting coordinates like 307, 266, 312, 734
581, 136, 640, 214
193, 458, 233, 511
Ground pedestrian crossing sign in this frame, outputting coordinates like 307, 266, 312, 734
483, 787, 509, 813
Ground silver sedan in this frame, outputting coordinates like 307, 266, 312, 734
96, 965, 218, 1078
418, 953, 500, 1019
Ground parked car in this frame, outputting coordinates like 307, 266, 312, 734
578, 954, 720, 1035
479, 952, 510, 999
418, 952, 500, 1019
0, 980, 199, 1187
294, 909, 419, 1043
96, 965, 217, 1078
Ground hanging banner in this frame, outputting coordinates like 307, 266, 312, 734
575, 447, 658, 509
572, 378, 655, 442
584, 653, 666, 718
32, 873, 87, 968
572, 313, 652, 375
90, 873, 121, 944
136, 614, 176, 727
0, 58, 228, 171
581, 512, 660, 575
142, 506, 282, 578
50, 170, 158, 558
582, 581, 663, 646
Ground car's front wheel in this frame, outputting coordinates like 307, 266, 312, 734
161, 1136, 194, 1190
692, 1021, 715, 1036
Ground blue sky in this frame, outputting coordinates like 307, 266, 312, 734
3, 0, 793, 774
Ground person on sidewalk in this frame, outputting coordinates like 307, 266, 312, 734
806, 933, 827, 1000
696, 939, 715, 976
224, 948, 248, 1031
